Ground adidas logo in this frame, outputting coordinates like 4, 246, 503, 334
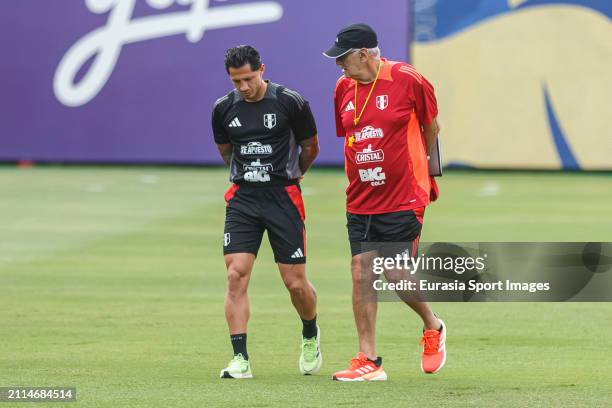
228, 117, 242, 127
345, 101, 355, 112
291, 248, 305, 259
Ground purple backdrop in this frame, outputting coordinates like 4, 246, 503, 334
0, 0, 411, 165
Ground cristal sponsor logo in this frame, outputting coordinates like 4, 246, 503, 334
358, 167, 386, 186
356, 144, 384, 164
54, 0, 284, 107
354, 126, 384, 143
243, 159, 273, 182
244, 159, 273, 172
240, 141, 272, 155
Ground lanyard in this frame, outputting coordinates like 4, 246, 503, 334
348, 60, 382, 148
353, 59, 383, 127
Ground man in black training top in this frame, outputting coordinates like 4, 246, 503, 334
212, 45, 321, 378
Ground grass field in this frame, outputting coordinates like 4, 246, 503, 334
1, 166, 611, 407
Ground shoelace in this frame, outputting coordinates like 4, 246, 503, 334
302, 339, 317, 361
420, 331, 440, 354
349, 355, 369, 370
229, 354, 248, 373
231, 353, 246, 363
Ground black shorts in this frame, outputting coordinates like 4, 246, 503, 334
223, 183, 306, 264
346, 208, 424, 257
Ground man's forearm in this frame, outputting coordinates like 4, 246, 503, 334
424, 129, 438, 155
299, 147, 318, 174
298, 136, 320, 174
423, 118, 440, 154
220, 150, 232, 165
216, 144, 232, 165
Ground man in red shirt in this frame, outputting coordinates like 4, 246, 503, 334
323, 23, 446, 381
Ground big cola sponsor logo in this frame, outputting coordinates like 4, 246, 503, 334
243, 159, 273, 182
358, 167, 386, 187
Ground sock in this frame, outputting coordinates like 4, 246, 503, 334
230, 333, 248, 360
301, 315, 318, 339
368, 357, 383, 367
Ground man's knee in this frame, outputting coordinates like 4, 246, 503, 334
351, 255, 374, 286
279, 264, 309, 295
284, 277, 308, 296
384, 268, 410, 284
226, 264, 249, 295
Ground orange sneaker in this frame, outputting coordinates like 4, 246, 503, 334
332, 352, 387, 381
420, 319, 446, 374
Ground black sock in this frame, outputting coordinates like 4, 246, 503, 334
230, 333, 248, 360
301, 315, 318, 339
368, 357, 383, 367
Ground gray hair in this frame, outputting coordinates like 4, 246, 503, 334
342, 47, 380, 59
367, 47, 381, 57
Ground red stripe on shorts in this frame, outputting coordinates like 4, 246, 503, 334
224, 184, 239, 206
284, 185, 306, 221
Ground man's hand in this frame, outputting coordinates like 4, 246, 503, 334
423, 117, 440, 155
299, 135, 320, 175
216, 143, 232, 165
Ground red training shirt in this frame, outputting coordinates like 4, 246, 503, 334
334, 58, 439, 215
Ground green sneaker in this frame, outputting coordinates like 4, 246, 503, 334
220, 354, 253, 379
299, 326, 322, 375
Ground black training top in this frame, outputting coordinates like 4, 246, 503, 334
211, 81, 317, 185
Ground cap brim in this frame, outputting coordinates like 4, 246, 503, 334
323, 44, 352, 59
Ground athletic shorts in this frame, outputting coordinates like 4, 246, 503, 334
346, 208, 425, 257
223, 183, 306, 264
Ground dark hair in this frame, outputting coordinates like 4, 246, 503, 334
224, 45, 262, 74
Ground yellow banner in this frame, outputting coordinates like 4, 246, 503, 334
413, 3, 612, 170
